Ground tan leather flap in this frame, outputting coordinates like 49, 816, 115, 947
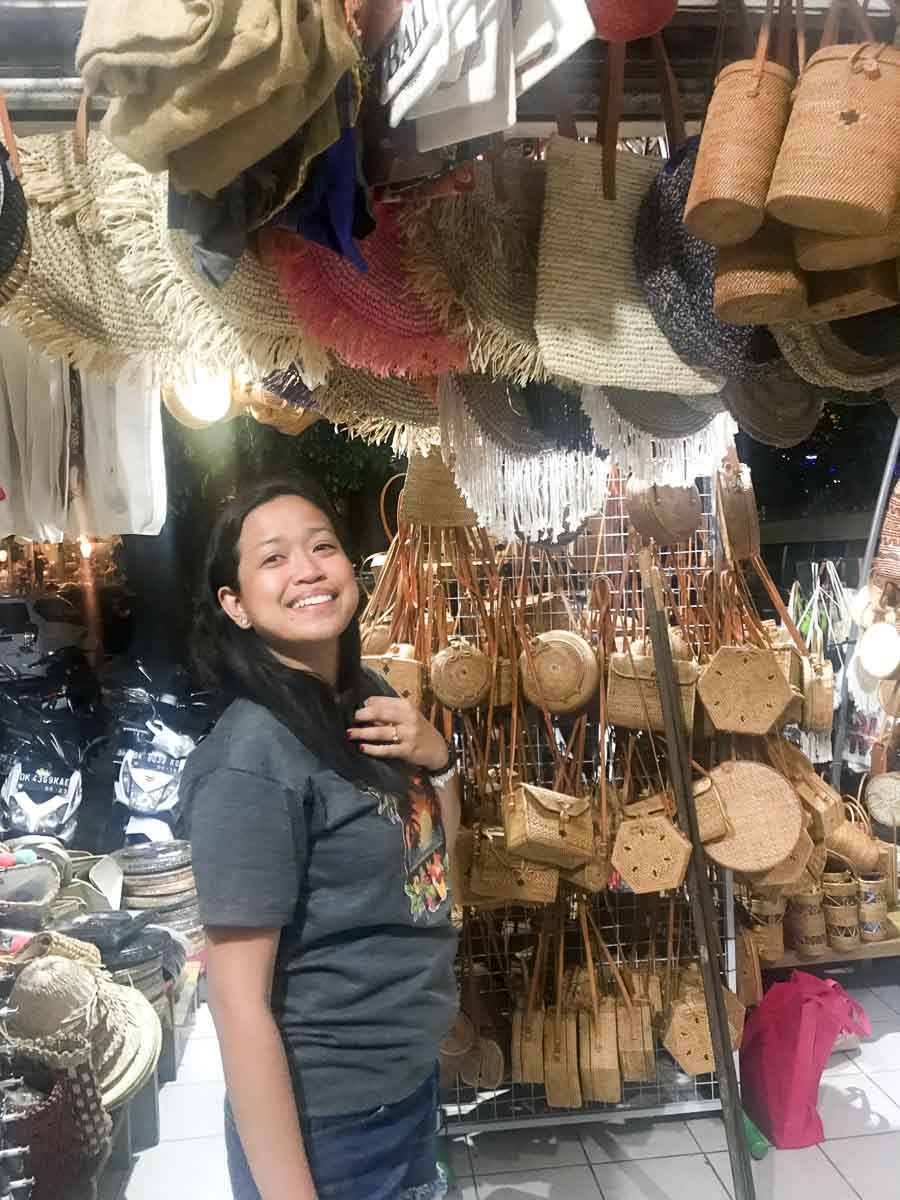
520, 783, 590, 820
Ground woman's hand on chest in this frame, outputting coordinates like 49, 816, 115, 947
346, 696, 449, 772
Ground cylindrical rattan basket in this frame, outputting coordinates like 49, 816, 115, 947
714, 223, 807, 325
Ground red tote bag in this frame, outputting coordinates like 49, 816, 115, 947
740, 970, 871, 1149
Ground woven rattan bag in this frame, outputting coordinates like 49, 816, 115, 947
504, 784, 594, 870
519, 631, 599, 715
625, 479, 703, 545
430, 639, 492, 710
801, 653, 835, 732
698, 645, 795, 734
767, 3, 900, 236
794, 208, 900, 273
685, 0, 801, 247
611, 815, 693, 893
716, 460, 761, 560
714, 221, 807, 325
469, 830, 559, 905
607, 652, 698, 733
535, 136, 723, 395
865, 773, 900, 829
703, 760, 804, 874
361, 643, 428, 710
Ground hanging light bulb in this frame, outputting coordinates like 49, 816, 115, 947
0, 550, 7, 564
79, 536, 93, 561
161, 373, 241, 429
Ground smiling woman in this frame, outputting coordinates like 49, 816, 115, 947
182, 475, 459, 1200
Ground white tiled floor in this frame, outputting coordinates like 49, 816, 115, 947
126, 978, 900, 1199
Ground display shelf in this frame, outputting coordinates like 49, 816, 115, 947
765, 912, 900, 970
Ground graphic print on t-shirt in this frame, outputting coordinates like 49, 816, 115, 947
377, 770, 450, 920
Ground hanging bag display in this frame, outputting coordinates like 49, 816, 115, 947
685, 0, 805, 247
766, 0, 900, 236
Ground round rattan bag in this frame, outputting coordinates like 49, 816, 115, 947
625, 478, 703, 545
703, 760, 804, 874
431, 640, 492, 710
519, 631, 599, 715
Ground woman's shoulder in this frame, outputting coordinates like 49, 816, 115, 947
182, 697, 316, 790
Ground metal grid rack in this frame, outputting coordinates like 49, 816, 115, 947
443, 879, 735, 1133
441, 472, 734, 1128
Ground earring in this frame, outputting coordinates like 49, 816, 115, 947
240, 616, 250, 628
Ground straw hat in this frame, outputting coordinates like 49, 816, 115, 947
535, 136, 724, 395
401, 157, 548, 384
265, 362, 438, 451
605, 388, 717, 438
773, 322, 900, 391
453, 373, 551, 455
634, 139, 779, 380
0, 142, 28, 308
398, 446, 477, 528
3, 956, 162, 1109
93, 135, 330, 385
722, 362, 824, 447
260, 203, 469, 379
7, 132, 169, 373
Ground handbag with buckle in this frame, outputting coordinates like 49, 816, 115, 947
504, 783, 594, 870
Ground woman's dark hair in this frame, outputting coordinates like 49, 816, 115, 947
192, 475, 409, 793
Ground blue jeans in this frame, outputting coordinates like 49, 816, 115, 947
224, 1067, 446, 1200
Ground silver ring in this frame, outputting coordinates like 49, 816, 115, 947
392, 725, 400, 744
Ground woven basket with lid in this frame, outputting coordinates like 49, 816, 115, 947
430, 639, 492, 710
703, 760, 804, 874
520, 631, 599, 715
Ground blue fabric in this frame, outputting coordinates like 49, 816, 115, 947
224, 1066, 445, 1200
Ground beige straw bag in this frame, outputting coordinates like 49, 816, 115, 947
504, 784, 594, 871
611, 815, 693, 893
737, 929, 764, 1008
703, 760, 804, 874
685, 0, 802, 247
714, 221, 807, 325
535, 136, 723, 395
519, 631, 599, 715
517, 923, 549, 1085
607, 652, 699, 733
751, 893, 787, 962
767, 2, 900, 236
625, 479, 703, 545
430, 639, 492, 710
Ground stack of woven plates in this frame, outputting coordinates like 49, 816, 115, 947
114, 842, 205, 955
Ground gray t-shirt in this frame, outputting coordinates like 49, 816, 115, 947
182, 695, 458, 1118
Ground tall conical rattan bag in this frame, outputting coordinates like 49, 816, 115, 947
766, 2, 900, 236
685, 0, 802, 247
398, 447, 477, 528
